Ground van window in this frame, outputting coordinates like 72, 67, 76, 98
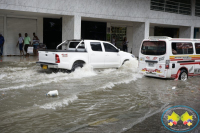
171, 42, 193, 55
90, 42, 102, 51
141, 41, 166, 55
195, 43, 200, 54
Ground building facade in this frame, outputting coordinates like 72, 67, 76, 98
0, 0, 200, 56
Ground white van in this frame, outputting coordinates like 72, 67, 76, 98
139, 36, 200, 80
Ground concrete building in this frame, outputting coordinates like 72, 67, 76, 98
0, 0, 200, 56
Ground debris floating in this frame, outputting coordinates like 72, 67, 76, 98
46, 90, 59, 97
172, 86, 176, 90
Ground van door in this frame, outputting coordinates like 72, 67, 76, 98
170, 42, 195, 77
140, 41, 166, 76
194, 43, 200, 75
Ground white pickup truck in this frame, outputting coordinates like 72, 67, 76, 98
36, 40, 136, 71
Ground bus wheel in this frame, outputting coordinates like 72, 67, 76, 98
178, 69, 188, 81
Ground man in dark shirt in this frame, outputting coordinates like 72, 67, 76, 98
0, 34, 5, 56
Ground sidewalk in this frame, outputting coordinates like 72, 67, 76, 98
0, 56, 38, 62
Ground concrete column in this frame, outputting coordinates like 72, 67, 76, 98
179, 26, 194, 38
132, 22, 145, 57
150, 26, 155, 36
127, 26, 133, 53
192, 0, 195, 16
3, 15, 7, 56
144, 21, 150, 39
37, 17, 43, 43
62, 15, 81, 42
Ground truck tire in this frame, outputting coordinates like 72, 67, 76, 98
71, 61, 84, 72
178, 69, 188, 81
122, 59, 129, 65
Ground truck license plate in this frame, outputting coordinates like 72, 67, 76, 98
42, 65, 48, 69
149, 63, 154, 67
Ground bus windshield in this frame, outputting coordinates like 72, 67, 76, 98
141, 41, 166, 55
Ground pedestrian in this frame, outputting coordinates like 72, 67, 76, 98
112, 36, 116, 46
16, 33, 24, 56
122, 37, 128, 52
24, 33, 31, 57
32, 33, 39, 56
0, 33, 5, 56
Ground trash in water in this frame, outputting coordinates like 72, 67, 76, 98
172, 86, 176, 89
46, 90, 59, 97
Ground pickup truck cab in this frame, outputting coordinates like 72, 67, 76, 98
36, 40, 136, 71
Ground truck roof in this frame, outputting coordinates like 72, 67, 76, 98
69, 39, 108, 42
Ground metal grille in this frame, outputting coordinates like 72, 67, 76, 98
195, 1, 200, 17
151, 0, 191, 15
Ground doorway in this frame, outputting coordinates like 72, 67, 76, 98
43, 18, 62, 49
81, 21, 106, 41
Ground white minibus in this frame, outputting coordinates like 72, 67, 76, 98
139, 36, 200, 80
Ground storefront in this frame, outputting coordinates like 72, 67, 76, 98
107, 26, 126, 49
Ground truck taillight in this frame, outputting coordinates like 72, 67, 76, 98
165, 60, 170, 69
55, 54, 60, 63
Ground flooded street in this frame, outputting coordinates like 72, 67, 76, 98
0, 57, 200, 133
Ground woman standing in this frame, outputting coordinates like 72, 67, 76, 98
32, 33, 39, 56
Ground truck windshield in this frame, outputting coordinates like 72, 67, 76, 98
141, 41, 166, 55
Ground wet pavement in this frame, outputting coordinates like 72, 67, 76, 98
0, 56, 200, 133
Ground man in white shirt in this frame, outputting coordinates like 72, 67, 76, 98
16, 33, 24, 56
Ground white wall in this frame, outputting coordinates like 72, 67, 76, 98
179, 26, 193, 38
132, 22, 145, 57
5, 17, 36, 55
62, 15, 81, 49
37, 17, 43, 43
0, 0, 199, 27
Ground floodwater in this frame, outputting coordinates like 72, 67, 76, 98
0, 56, 200, 133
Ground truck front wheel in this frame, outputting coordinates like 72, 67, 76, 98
71, 61, 84, 72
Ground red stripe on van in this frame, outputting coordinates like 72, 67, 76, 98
170, 59, 183, 61
180, 62, 200, 65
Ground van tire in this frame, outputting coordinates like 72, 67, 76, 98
71, 61, 84, 72
178, 69, 188, 81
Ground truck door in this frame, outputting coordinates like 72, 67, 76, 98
194, 43, 200, 75
103, 42, 120, 67
89, 42, 105, 68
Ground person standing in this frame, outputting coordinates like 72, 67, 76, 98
32, 32, 39, 56
24, 33, 31, 57
16, 33, 24, 56
112, 36, 116, 46
0, 34, 5, 56
122, 37, 128, 52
